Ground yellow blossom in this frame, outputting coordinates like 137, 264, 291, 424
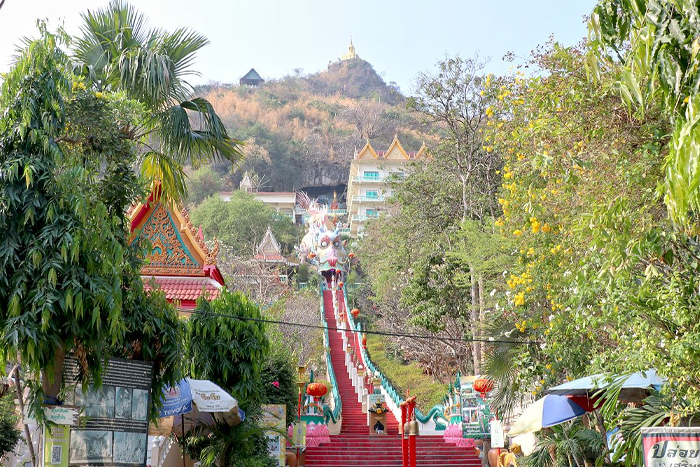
94, 91, 105, 99
513, 229, 523, 236
541, 223, 552, 234
514, 292, 525, 306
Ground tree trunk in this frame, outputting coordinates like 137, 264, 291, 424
477, 274, 485, 368
14, 366, 37, 467
41, 344, 65, 401
469, 266, 480, 375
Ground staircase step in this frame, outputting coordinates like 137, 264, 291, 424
304, 290, 481, 467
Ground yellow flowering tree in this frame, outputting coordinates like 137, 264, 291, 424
484, 41, 677, 410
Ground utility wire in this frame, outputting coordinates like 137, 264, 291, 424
190, 309, 539, 346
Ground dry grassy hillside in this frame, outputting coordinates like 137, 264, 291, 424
193, 58, 432, 193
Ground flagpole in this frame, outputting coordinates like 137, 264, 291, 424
182, 414, 186, 467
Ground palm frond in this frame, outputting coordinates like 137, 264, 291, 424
156, 98, 244, 167
483, 343, 525, 419
151, 27, 209, 79
74, 0, 148, 84
139, 151, 188, 203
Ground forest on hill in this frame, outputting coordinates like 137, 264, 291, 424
190, 57, 432, 195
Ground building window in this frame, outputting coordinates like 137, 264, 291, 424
366, 190, 378, 199
364, 171, 380, 180
366, 209, 378, 218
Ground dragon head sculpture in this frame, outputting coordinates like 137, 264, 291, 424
296, 196, 350, 284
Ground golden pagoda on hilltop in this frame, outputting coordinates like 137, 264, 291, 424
341, 38, 358, 61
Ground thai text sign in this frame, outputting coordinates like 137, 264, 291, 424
45, 405, 80, 425
642, 427, 700, 467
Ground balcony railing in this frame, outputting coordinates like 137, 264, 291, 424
353, 176, 383, 183
351, 195, 384, 203
327, 209, 347, 215
351, 214, 379, 222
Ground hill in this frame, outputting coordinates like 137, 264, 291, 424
192, 58, 431, 199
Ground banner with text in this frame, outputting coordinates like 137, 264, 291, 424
642, 427, 700, 467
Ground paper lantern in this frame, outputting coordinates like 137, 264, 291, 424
306, 382, 328, 397
351, 308, 360, 318
473, 378, 494, 396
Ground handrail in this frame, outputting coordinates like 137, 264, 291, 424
319, 282, 342, 424
344, 287, 447, 429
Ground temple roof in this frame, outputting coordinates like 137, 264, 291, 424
253, 226, 297, 266
142, 276, 222, 310
129, 194, 225, 308
241, 68, 263, 81
355, 136, 429, 160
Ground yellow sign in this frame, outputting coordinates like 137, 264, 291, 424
292, 421, 307, 447
43, 425, 70, 467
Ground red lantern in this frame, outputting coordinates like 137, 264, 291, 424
338, 281, 344, 290
306, 382, 328, 397
348, 253, 355, 259
473, 378, 494, 397
351, 308, 360, 318
362, 334, 367, 349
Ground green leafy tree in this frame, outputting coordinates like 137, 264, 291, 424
0, 27, 127, 402
481, 39, 700, 429
187, 291, 269, 405
186, 165, 223, 206
0, 23, 182, 420
191, 191, 300, 258
184, 291, 274, 467
590, 0, 700, 226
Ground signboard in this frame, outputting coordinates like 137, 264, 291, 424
642, 427, 700, 467
490, 420, 504, 448
44, 425, 70, 467
261, 405, 286, 467
63, 357, 153, 467
45, 406, 80, 425
368, 393, 385, 408
159, 379, 192, 418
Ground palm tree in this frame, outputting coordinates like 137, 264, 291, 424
524, 421, 604, 467
73, 0, 243, 200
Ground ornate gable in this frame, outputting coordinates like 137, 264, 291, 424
384, 135, 409, 160
131, 204, 203, 276
356, 141, 378, 160
129, 201, 220, 276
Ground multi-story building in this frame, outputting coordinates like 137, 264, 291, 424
346, 136, 429, 237
220, 172, 299, 222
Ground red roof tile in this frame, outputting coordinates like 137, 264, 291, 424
142, 276, 222, 304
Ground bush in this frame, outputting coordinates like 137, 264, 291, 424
365, 334, 448, 410
0, 394, 21, 460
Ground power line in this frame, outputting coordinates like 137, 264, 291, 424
191, 309, 539, 346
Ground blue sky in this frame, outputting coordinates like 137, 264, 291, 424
0, 0, 597, 95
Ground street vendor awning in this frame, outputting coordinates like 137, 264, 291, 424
545, 369, 664, 399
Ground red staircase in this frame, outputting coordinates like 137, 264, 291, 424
303, 290, 481, 467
